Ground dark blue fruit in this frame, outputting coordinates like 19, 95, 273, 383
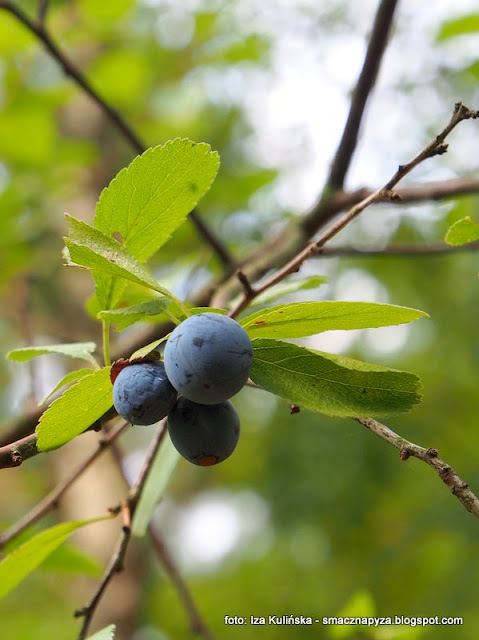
163, 312, 253, 404
113, 360, 177, 425
168, 398, 240, 466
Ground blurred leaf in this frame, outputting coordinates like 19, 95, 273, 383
445, 216, 479, 246
0, 517, 110, 601
39, 368, 96, 406
80, 0, 133, 20
233, 275, 326, 312
41, 542, 103, 576
330, 590, 375, 638
132, 433, 179, 537
0, 12, 36, 53
36, 368, 113, 451
95, 139, 220, 262
87, 625, 116, 640
0, 106, 55, 166
64, 215, 178, 308
97, 298, 172, 331
200, 34, 270, 64
437, 13, 479, 40
7, 342, 98, 367
241, 302, 428, 339
250, 339, 422, 417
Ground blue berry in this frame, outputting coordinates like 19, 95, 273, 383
163, 312, 253, 404
113, 360, 177, 425
168, 398, 240, 466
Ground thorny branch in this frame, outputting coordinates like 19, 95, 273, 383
356, 418, 479, 518
0, 0, 235, 271
228, 102, 479, 318
75, 420, 168, 640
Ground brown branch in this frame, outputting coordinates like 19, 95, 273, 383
148, 525, 215, 640
0, 0, 234, 270
75, 419, 168, 639
0, 420, 129, 549
228, 103, 479, 318
326, 0, 399, 192
320, 239, 479, 258
355, 417, 479, 518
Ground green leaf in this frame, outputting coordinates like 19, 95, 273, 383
64, 215, 181, 309
87, 625, 116, 640
131, 337, 171, 360
250, 339, 422, 417
241, 301, 428, 339
97, 297, 172, 331
0, 517, 109, 601
41, 542, 103, 576
445, 216, 479, 246
6, 342, 98, 367
87, 626, 116, 640
39, 368, 95, 406
36, 368, 113, 451
437, 14, 479, 40
95, 139, 220, 262
132, 433, 179, 537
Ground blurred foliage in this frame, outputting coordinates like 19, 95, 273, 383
1, 1, 479, 639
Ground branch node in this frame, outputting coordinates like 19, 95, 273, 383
426, 447, 438, 458
399, 448, 411, 461
235, 270, 255, 297
289, 404, 300, 415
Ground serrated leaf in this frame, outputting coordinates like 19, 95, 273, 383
7, 342, 98, 367
241, 301, 428, 339
36, 367, 113, 451
64, 215, 178, 308
95, 139, 220, 262
0, 517, 110, 601
250, 339, 421, 417
39, 368, 95, 405
445, 216, 479, 246
87, 625, 116, 640
97, 297, 171, 331
132, 432, 179, 537
437, 14, 479, 41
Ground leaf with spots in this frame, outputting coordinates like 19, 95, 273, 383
241, 301, 428, 339
250, 338, 422, 417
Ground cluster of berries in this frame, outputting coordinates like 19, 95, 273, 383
112, 313, 253, 466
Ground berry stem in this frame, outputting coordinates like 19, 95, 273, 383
102, 320, 111, 367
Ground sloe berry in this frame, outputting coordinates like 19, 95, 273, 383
168, 397, 240, 466
163, 312, 253, 404
113, 360, 177, 425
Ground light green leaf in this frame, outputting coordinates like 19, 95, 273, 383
437, 14, 479, 40
36, 368, 113, 451
97, 297, 171, 331
87, 626, 116, 640
7, 342, 98, 367
132, 433, 179, 537
87, 625, 116, 640
0, 517, 110, 601
39, 368, 95, 406
445, 216, 479, 246
64, 215, 181, 309
131, 337, 171, 360
41, 542, 103, 576
95, 139, 220, 263
250, 339, 422, 417
241, 301, 428, 339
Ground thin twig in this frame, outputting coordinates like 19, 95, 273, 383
0, 421, 129, 550
0, 0, 234, 270
355, 417, 479, 518
75, 420, 168, 639
37, 0, 48, 27
320, 239, 479, 258
327, 0, 399, 192
148, 525, 215, 640
228, 103, 479, 318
